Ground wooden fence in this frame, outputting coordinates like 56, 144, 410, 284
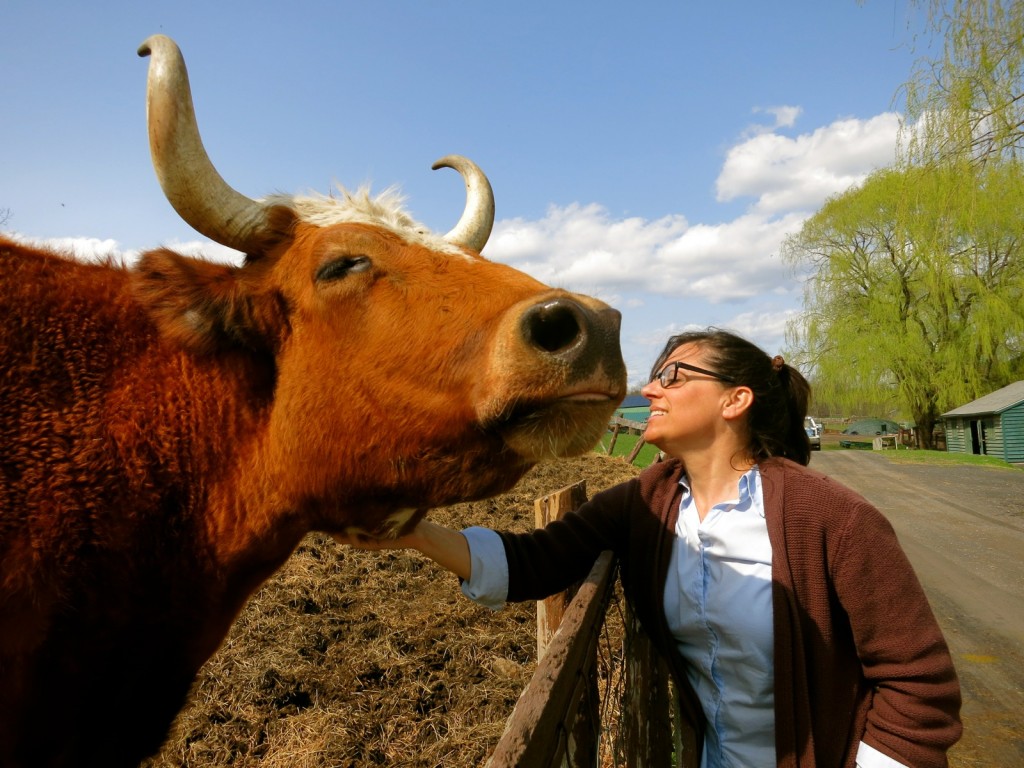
604, 418, 651, 466
486, 482, 684, 768
607, 416, 646, 436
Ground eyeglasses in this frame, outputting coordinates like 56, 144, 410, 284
652, 360, 736, 388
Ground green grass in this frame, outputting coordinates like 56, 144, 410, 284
881, 449, 1023, 470
598, 430, 1022, 472
825, 440, 871, 451
824, 436, 1022, 469
593, 431, 661, 468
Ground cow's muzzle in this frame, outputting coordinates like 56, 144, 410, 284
520, 297, 623, 381
477, 293, 627, 459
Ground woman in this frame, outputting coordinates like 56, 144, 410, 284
336, 328, 962, 767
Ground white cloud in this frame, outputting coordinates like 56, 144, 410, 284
10, 233, 131, 263
651, 212, 806, 301
9, 233, 244, 266
716, 112, 901, 214
716, 308, 800, 349
487, 111, 902, 314
749, 105, 803, 134
640, 307, 798, 353
489, 205, 806, 304
487, 203, 689, 299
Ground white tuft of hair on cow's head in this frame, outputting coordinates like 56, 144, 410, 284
261, 186, 472, 259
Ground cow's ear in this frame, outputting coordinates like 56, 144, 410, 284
132, 248, 290, 355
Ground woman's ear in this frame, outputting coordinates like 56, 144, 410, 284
721, 386, 754, 421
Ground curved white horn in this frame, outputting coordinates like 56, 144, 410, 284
138, 35, 269, 253
432, 155, 495, 253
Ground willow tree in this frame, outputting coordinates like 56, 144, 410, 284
783, 161, 1024, 447
904, 0, 1024, 164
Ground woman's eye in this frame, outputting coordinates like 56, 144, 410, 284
315, 256, 372, 283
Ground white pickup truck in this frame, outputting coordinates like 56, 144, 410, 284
805, 416, 822, 450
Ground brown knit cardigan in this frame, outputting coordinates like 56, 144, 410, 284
498, 457, 962, 767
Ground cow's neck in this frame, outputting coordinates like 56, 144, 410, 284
138, 345, 304, 597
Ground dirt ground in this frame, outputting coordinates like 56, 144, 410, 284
143, 454, 642, 768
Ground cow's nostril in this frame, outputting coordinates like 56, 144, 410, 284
523, 300, 584, 354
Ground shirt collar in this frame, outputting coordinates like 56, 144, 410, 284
678, 465, 760, 505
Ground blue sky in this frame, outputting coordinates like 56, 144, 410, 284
1, 1, 931, 387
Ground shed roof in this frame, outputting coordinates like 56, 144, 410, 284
940, 380, 1024, 418
842, 418, 900, 435
619, 395, 649, 409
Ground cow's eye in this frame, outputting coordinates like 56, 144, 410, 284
315, 256, 372, 283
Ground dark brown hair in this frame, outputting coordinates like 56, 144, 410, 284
650, 328, 811, 465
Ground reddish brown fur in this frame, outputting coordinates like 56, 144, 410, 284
0, 219, 624, 766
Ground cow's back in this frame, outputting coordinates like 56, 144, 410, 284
0, 240, 217, 765
1, 241, 146, 591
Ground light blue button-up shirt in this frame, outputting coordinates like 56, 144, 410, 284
460, 467, 906, 768
667, 467, 774, 767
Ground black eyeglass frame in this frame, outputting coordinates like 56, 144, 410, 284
653, 360, 737, 388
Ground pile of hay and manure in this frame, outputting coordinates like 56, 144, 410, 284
144, 454, 641, 768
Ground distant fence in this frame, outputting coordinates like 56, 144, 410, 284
604, 418, 651, 466
608, 416, 646, 435
486, 482, 686, 768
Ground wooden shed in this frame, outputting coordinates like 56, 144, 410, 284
614, 394, 650, 423
939, 381, 1024, 464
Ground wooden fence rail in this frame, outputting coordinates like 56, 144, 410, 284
607, 416, 646, 436
487, 482, 679, 768
486, 550, 617, 768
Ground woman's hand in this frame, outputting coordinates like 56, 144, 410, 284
331, 528, 421, 551
332, 520, 473, 581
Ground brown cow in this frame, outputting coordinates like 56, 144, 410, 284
0, 35, 625, 767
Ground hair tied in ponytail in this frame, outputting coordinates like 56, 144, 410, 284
771, 355, 785, 372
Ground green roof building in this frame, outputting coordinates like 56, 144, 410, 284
940, 381, 1024, 464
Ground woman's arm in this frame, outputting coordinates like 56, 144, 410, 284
833, 503, 962, 765
333, 520, 471, 580
335, 476, 638, 604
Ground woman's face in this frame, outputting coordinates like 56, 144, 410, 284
640, 343, 735, 454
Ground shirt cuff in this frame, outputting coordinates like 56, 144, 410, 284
459, 526, 509, 611
856, 741, 909, 768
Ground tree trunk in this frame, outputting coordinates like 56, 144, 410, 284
912, 405, 939, 450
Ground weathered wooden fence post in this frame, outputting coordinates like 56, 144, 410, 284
535, 480, 588, 659
626, 437, 646, 465
535, 480, 597, 768
616, 603, 677, 766
606, 423, 620, 456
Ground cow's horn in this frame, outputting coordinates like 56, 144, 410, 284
432, 155, 495, 253
138, 35, 269, 253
